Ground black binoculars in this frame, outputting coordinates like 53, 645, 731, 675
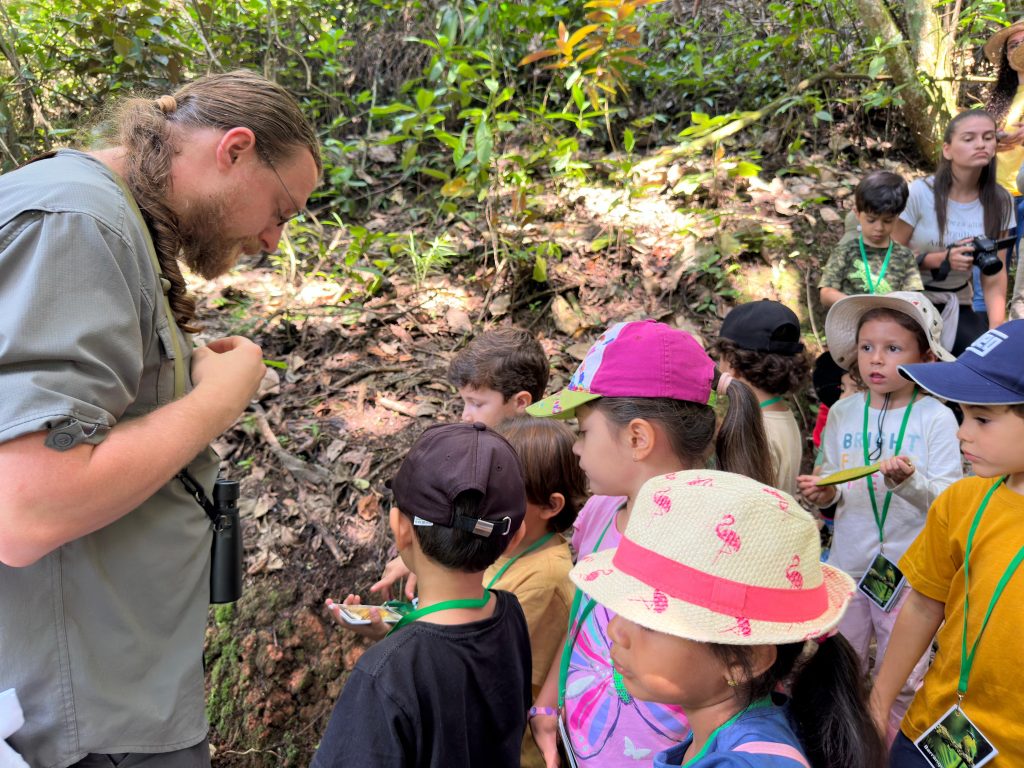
210, 479, 243, 604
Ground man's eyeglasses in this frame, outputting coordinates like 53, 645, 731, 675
257, 147, 304, 227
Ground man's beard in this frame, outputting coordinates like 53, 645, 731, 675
177, 194, 261, 280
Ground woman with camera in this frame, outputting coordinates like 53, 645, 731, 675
893, 109, 1014, 354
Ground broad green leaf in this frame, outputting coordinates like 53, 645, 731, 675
729, 161, 761, 177
475, 120, 493, 167
414, 88, 436, 113
533, 254, 548, 282
113, 35, 132, 57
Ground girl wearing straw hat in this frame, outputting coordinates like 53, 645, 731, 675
570, 470, 885, 768
526, 320, 773, 767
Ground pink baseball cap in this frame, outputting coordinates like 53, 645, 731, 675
527, 320, 716, 418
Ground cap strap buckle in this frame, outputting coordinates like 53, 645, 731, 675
458, 515, 513, 538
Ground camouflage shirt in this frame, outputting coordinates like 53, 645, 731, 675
819, 237, 923, 296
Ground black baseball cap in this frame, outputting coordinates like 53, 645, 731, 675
390, 422, 526, 540
719, 300, 804, 355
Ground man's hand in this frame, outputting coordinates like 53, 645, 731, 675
190, 336, 265, 418
370, 555, 416, 600
324, 595, 390, 642
796, 474, 837, 507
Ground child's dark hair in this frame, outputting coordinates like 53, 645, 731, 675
407, 490, 509, 573
593, 372, 774, 485
496, 417, 588, 534
854, 170, 909, 216
448, 327, 550, 403
850, 308, 930, 386
710, 338, 811, 396
710, 635, 886, 768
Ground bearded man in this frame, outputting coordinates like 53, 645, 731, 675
0, 70, 320, 767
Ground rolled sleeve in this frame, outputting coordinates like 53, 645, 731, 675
0, 210, 146, 446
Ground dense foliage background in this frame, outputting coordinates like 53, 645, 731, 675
0, 0, 1010, 302
1, 1, 1016, 763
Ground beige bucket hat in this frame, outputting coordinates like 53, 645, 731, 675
824, 291, 954, 371
570, 470, 854, 645
984, 19, 1024, 63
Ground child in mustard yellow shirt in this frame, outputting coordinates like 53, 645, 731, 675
872, 320, 1024, 766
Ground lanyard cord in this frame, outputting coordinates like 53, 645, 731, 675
858, 236, 894, 294
387, 592, 492, 636
557, 510, 618, 709
759, 396, 783, 408
861, 388, 916, 547
682, 697, 775, 766
958, 477, 1024, 704
486, 532, 555, 589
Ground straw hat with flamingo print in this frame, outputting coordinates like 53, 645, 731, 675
570, 470, 855, 645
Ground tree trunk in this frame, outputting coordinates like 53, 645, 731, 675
853, 0, 957, 160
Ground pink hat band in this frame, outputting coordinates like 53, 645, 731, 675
569, 470, 855, 645
613, 538, 830, 623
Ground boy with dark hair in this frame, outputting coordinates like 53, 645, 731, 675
711, 299, 810, 495
872, 320, 1024, 765
448, 327, 549, 426
312, 422, 532, 768
820, 170, 923, 308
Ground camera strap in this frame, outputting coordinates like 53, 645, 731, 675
177, 467, 221, 524
124, 188, 219, 521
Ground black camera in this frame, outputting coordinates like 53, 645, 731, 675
969, 235, 1015, 276
210, 479, 243, 604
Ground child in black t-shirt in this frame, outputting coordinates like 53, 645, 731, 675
312, 423, 532, 768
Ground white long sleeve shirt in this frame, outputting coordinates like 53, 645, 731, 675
816, 392, 963, 578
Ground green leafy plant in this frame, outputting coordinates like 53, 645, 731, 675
392, 232, 460, 288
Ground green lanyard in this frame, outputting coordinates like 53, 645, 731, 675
861, 388, 916, 546
858, 236, 893, 295
680, 697, 774, 766
759, 396, 783, 409
958, 477, 1024, 705
485, 532, 555, 589
557, 510, 618, 709
387, 592, 492, 636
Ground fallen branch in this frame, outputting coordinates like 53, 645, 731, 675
335, 365, 408, 389
376, 394, 420, 419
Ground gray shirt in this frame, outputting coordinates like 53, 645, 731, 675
900, 176, 1014, 306
0, 150, 217, 767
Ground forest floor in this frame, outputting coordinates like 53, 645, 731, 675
196, 143, 915, 765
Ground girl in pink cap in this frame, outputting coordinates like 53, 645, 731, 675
570, 470, 885, 768
526, 320, 773, 768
